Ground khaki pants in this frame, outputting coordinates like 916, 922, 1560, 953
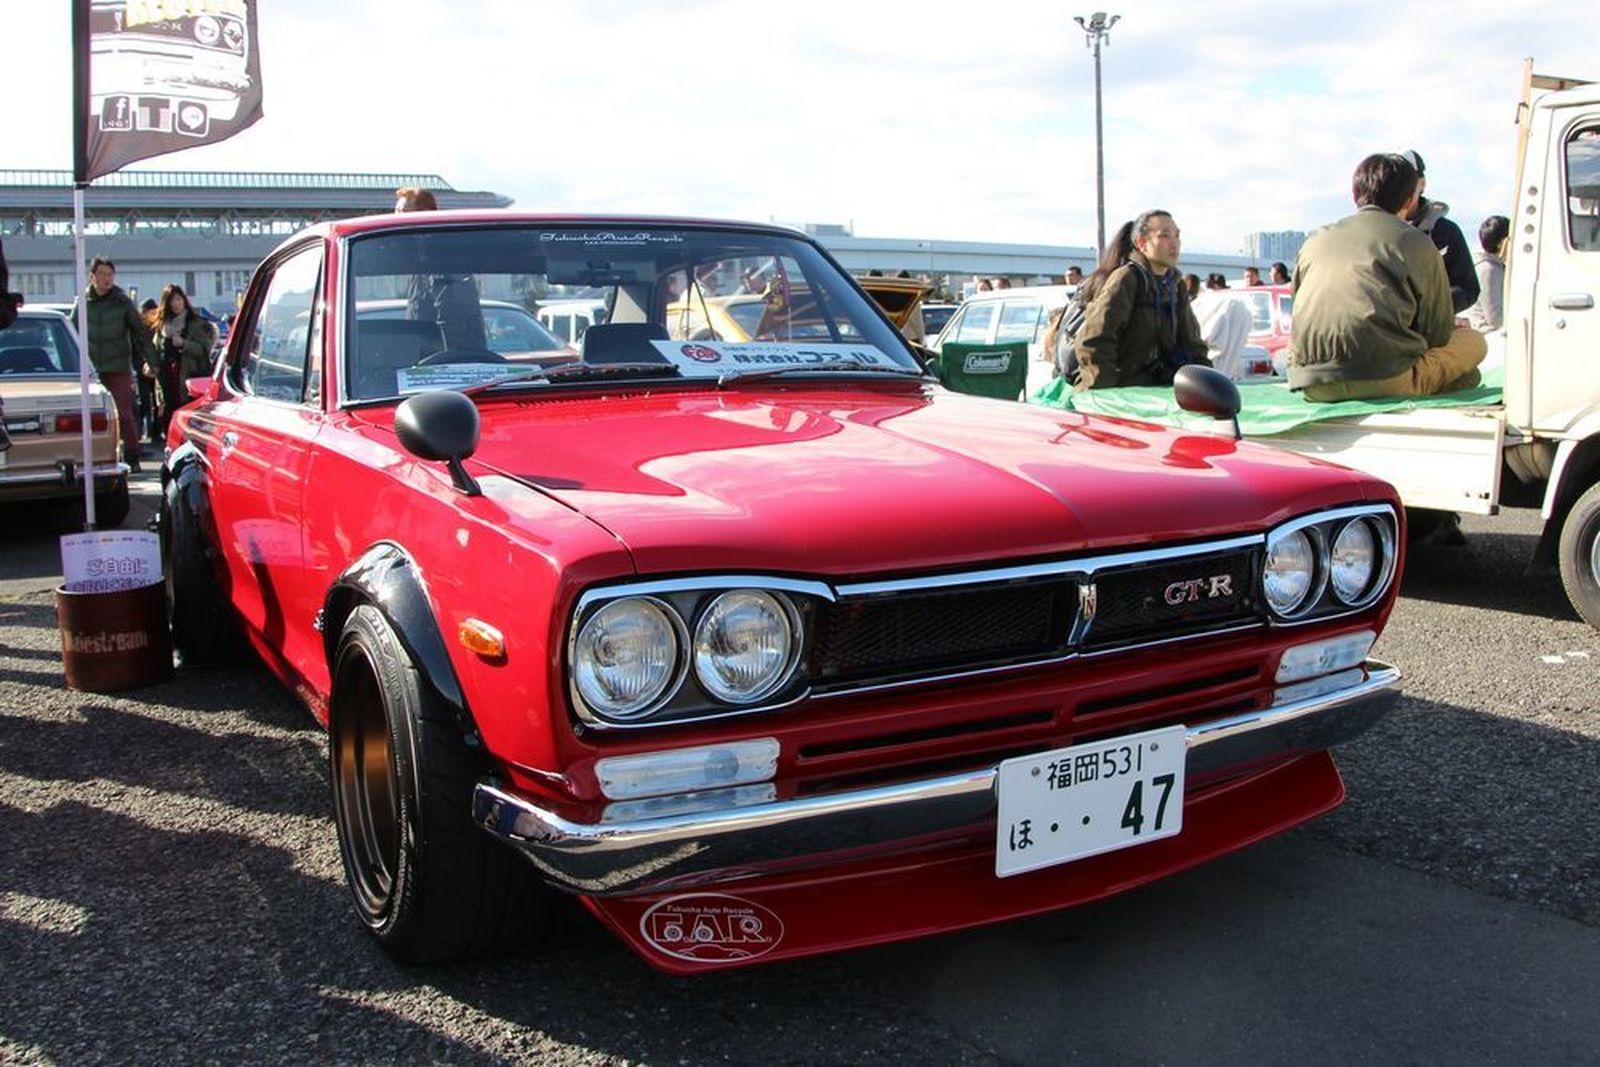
1302, 328, 1488, 401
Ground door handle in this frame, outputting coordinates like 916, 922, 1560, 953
1549, 293, 1595, 310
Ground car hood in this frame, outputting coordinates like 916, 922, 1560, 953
435, 385, 1381, 576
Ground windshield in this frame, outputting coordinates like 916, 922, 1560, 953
343, 224, 917, 400
0, 316, 82, 376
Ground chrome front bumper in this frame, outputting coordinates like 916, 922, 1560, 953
474, 660, 1401, 895
0, 460, 128, 488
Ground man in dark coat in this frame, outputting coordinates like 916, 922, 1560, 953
1400, 149, 1480, 314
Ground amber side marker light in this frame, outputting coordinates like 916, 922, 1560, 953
458, 619, 506, 659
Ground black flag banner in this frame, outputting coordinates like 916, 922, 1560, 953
73, 0, 263, 183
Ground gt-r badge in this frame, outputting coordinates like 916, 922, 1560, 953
640, 893, 783, 964
1163, 575, 1233, 605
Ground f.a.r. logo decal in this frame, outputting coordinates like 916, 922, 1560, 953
640, 893, 783, 964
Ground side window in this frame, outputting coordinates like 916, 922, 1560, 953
550, 314, 573, 343
996, 301, 1043, 343
238, 245, 321, 403
953, 303, 996, 343
1566, 125, 1600, 251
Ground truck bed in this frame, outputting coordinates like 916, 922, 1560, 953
1031, 370, 1507, 514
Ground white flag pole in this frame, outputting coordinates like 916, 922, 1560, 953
72, 184, 97, 530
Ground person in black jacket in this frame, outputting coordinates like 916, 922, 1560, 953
1400, 149, 1480, 314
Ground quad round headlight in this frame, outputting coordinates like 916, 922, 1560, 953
693, 590, 797, 704
193, 15, 221, 45
1263, 528, 1317, 616
573, 598, 681, 719
1330, 519, 1378, 603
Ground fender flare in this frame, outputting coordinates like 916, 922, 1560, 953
321, 543, 481, 747
162, 440, 221, 562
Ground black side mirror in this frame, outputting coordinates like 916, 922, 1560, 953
395, 390, 482, 495
1173, 364, 1242, 440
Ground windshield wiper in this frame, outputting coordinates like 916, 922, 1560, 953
460, 361, 680, 396
716, 360, 928, 388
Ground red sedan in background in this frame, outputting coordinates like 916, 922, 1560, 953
162, 212, 1401, 973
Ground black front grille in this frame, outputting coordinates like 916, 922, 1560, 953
806, 579, 1074, 686
1085, 548, 1262, 647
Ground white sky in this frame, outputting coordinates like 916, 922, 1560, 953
5, 1, 1595, 255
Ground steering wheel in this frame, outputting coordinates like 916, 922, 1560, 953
416, 347, 508, 366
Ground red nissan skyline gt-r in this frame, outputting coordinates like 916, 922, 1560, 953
162, 212, 1402, 973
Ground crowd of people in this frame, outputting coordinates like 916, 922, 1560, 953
1048, 148, 1507, 401
71, 256, 217, 472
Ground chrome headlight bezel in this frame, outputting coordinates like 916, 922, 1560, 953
1329, 516, 1388, 606
1262, 525, 1324, 618
568, 577, 824, 729
1263, 505, 1399, 624
570, 596, 686, 721
692, 590, 801, 705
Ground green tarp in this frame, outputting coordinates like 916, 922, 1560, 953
1029, 362, 1505, 436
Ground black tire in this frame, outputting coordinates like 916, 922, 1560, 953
330, 604, 546, 963
1557, 482, 1600, 629
163, 478, 241, 663
94, 480, 131, 528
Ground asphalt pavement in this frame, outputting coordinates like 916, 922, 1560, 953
1, 473, 1596, 1065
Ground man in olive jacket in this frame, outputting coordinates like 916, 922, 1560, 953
1288, 154, 1485, 400
73, 256, 156, 470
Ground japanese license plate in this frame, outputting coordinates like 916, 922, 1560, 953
995, 724, 1186, 877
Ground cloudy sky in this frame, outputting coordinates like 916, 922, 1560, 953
6, 1, 1594, 254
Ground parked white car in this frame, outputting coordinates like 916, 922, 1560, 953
930, 285, 1075, 394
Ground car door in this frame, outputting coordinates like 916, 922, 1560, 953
996, 299, 1045, 360
1529, 119, 1600, 433
205, 242, 327, 669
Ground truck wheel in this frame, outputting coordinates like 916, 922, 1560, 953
1558, 482, 1600, 629
330, 605, 547, 963
94, 480, 131, 528
162, 479, 241, 663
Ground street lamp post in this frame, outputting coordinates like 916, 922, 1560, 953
1074, 11, 1120, 253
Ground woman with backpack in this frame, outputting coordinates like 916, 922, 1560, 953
1070, 209, 1209, 389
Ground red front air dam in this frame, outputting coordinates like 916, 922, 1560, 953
585, 750, 1345, 973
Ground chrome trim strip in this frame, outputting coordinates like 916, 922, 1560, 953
834, 535, 1262, 597
477, 659, 1401, 895
574, 575, 837, 613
